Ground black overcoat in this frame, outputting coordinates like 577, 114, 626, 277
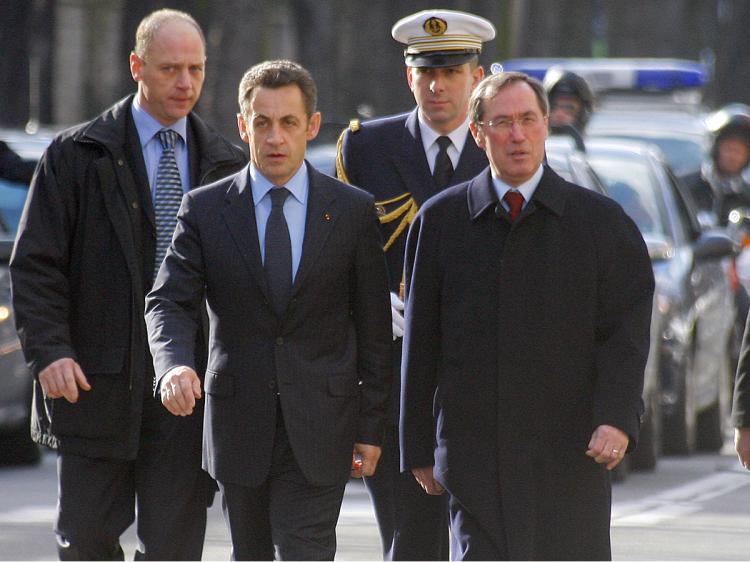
10, 95, 247, 459
400, 167, 654, 560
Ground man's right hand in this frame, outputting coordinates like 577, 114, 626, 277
38, 357, 90, 403
735, 427, 750, 469
160, 366, 202, 416
390, 291, 405, 340
412, 465, 445, 495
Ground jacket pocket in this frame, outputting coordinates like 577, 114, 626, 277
49, 373, 128, 439
327, 375, 358, 397
204, 370, 235, 396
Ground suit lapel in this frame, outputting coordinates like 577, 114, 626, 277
291, 164, 338, 295
453, 131, 488, 184
221, 168, 270, 300
391, 109, 435, 206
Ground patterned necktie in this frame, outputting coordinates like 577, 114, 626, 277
433, 136, 454, 190
504, 190, 525, 221
153, 129, 183, 278
264, 187, 292, 316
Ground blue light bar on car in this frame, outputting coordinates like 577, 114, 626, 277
496, 58, 708, 91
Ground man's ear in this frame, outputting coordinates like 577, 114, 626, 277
469, 121, 485, 150
306, 112, 322, 141
129, 52, 142, 83
237, 113, 250, 145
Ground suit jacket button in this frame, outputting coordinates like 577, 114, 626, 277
268, 380, 277, 390
276, 337, 284, 345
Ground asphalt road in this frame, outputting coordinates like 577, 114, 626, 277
2, 443, 750, 560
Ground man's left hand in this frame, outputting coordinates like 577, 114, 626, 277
586, 424, 629, 470
351, 443, 382, 478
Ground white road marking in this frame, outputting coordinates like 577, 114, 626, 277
612, 472, 750, 526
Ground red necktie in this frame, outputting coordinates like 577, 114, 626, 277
503, 190, 524, 220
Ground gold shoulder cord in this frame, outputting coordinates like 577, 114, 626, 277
335, 119, 419, 253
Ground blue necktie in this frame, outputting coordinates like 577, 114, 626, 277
153, 129, 183, 278
264, 187, 292, 316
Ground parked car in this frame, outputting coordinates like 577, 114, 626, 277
586, 109, 711, 180
586, 138, 736, 456
0, 128, 52, 465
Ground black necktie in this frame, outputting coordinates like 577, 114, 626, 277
433, 136, 454, 190
264, 187, 292, 316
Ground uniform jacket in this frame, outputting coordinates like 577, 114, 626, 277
400, 166, 654, 560
339, 108, 488, 423
145, 163, 393, 488
10, 95, 247, 459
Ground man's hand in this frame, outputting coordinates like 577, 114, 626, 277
586, 424, 629, 470
351, 443, 382, 478
160, 366, 202, 416
412, 466, 445, 495
735, 428, 750, 469
38, 357, 91, 403
390, 292, 405, 340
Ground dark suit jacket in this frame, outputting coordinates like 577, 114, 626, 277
10, 95, 247, 459
400, 167, 654, 560
340, 108, 488, 293
145, 162, 392, 488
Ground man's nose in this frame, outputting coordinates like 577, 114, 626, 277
176, 69, 191, 89
265, 123, 283, 144
429, 76, 444, 93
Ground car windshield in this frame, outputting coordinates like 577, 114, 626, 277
595, 134, 704, 178
587, 154, 668, 237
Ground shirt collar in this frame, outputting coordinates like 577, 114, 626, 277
249, 161, 309, 206
491, 164, 544, 203
131, 95, 188, 147
417, 111, 470, 156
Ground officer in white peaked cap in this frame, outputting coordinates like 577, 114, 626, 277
335, 8, 495, 562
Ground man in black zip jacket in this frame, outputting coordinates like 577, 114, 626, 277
10, 8, 246, 560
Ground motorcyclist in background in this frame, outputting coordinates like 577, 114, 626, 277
544, 68, 595, 135
688, 112, 750, 225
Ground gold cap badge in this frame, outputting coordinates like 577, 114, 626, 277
423, 17, 447, 36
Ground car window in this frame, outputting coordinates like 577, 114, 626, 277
0, 179, 30, 235
587, 154, 668, 238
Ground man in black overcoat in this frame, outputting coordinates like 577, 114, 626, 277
10, 9, 246, 559
400, 71, 654, 560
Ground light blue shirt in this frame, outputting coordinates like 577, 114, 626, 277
131, 95, 190, 197
250, 162, 308, 281
492, 164, 544, 213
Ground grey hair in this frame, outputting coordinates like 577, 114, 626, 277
469, 71, 549, 124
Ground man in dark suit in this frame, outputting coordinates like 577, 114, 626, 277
336, 10, 493, 560
145, 60, 392, 561
400, 71, 654, 560
9, 9, 247, 560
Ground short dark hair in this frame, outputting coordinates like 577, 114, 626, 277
469, 71, 549, 125
238, 60, 317, 117
133, 9, 205, 59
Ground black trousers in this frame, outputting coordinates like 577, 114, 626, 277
55, 384, 209, 561
218, 404, 347, 561
363, 423, 449, 560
